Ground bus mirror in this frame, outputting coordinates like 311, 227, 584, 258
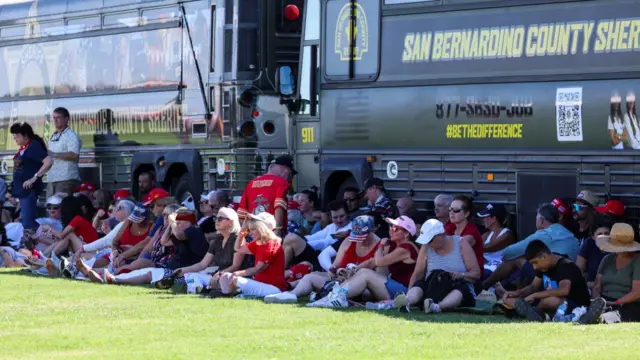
276, 66, 295, 97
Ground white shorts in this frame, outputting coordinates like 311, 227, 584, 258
114, 268, 169, 284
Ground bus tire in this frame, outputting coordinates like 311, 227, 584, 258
337, 176, 359, 200
172, 173, 194, 209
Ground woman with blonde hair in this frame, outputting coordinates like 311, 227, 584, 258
217, 212, 287, 297
160, 207, 246, 292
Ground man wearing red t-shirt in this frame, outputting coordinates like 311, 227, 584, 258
237, 155, 296, 236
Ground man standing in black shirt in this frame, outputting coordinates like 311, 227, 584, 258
503, 240, 591, 322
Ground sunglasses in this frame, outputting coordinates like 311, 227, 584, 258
344, 198, 357, 202
449, 208, 464, 213
46, 206, 60, 210
573, 204, 588, 212
215, 216, 230, 222
390, 225, 406, 232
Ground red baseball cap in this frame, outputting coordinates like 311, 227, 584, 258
74, 181, 96, 193
551, 197, 571, 217
113, 189, 131, 202
143, 188, 170, 206
596, 200, 625, 217
288, 200, 300, 211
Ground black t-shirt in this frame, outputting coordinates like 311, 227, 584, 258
166, 226, 209, 270
535, 257, 591, 307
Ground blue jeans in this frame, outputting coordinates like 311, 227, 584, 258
385, 277, 408, 299
19, 191, 38, 231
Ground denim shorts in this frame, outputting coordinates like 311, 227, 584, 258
385, 277, 408, 299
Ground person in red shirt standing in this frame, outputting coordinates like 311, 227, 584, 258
237, 155, 296, 237
217, 212, 287, 297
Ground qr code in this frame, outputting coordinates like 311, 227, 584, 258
556, 88, 583, 142
557, 105, 582, 137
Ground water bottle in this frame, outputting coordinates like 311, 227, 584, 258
553, 301, 572, 322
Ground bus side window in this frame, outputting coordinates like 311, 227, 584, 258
299, 45, 319, 116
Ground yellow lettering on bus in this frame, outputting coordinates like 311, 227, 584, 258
301, 127, 314, 143
432, 31, 443, 61
526, 25, 538, 57
402, 32, 432, 62
402, 33, 415, 62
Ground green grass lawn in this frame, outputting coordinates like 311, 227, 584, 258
1, 269, 640, 360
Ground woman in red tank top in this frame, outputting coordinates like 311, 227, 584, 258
447, 196, 484, 270
112, 204, 153, 254
318, 216, 419, 305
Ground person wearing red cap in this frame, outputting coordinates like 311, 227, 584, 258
236, 155, 296, 237
595, 200, 626, 221
113, 189, 131, 202
74, 181, 96, 197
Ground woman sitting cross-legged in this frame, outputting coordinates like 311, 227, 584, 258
578, 223, 640, 324
394, 219, 481, 314
264, 215, 381, 306
308, 216, 419, 309
76, 207, 207, 285
214, 212, 287, 298
160, 207, 246, 293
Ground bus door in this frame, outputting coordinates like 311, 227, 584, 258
291, 0, 320, 192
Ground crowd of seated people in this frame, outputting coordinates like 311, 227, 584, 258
2, 172, 639, 325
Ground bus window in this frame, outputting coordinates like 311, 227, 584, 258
299, 45, 319, 116
142, 7, 179, 25
238, 28, 258, 72
304, 0, 320, 41
40, 21, 65, 37
210, 5, 216, 72
0, 26, 24, 39
104, 11, 139, 28
66, 16, 101, 34
324, 0, 380, 80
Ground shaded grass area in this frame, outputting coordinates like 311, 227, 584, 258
1, 269, 639, 360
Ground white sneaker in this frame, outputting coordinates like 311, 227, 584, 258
393, 292, 410, 313
264, 292, 298, 304
602, 310, 622, 324
424, 298, 441, 314
306, 285, 348, 308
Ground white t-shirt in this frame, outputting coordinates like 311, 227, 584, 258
484, 228, 510, 272
608, 116, 624, 150
47, 127, 82, 182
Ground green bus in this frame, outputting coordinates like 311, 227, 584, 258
0, 0, 303, 204
260, 0, 640, 236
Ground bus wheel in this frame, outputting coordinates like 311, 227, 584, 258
337, 176, 359, 200
172, 173, 195, 210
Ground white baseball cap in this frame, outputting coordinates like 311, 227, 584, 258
45, 195, 62, 206
201, 190, 217, 202
248, 212, 277, 230
415, 219, 445, 245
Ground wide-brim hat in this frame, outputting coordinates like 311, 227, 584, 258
595, 223, 640, 253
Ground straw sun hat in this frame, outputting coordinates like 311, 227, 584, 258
595, 223, 640, 253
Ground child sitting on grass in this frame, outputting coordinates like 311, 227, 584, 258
503, 240, 591, 322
